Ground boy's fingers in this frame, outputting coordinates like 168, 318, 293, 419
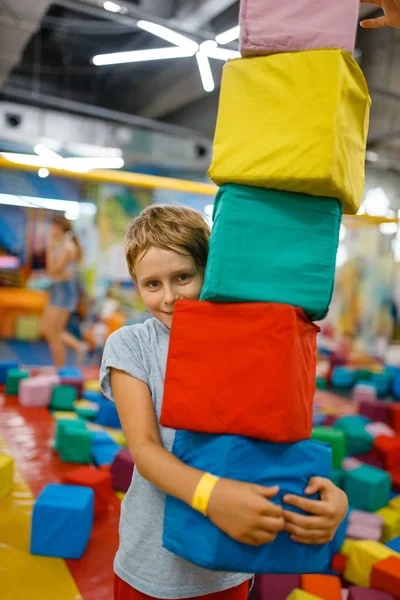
260, 501, 284, 518
290, 534, 331, 545
283, 495, 330, 516
360, 16, 389, 28
257, 485, 280, 498
260, 516, 285, 533
285, 522, 329, 540
283, 510, 324, 529
305, 476, 326, 495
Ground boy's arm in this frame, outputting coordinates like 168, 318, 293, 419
111, 368, 285, 546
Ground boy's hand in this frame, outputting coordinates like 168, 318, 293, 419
207, 479, 285, 546
282, 477, 348, 545
360, 0, 400, 30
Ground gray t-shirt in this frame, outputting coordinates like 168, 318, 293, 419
100, 318, 251, 599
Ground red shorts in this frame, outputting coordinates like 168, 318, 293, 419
114, 574, 250, 600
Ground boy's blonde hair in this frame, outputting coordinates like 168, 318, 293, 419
125, 204, 211, 280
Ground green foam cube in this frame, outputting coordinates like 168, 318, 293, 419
331, 468, 345, 489
312, 427, 346, 469
55, 419, 86, 451
5, 369, 29, 395
344, 465, 391, 512
59, 428, 93, 464
316, 377, 328, 390
334, 415, 373, 456
50, 385, 77, 412
75, 407, 98, 421
200, 184, 342, 321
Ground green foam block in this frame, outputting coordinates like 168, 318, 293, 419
59, 428, 93, 464
50, 385, 78, 412
5, 369, 29, 395
312, 427, 346, 469
200, 184, 342, 321
344, 465, 391, 512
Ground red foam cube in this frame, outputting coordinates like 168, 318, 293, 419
371, 556, 400, 599
390, 405, 400, 435
374, 435, 400, 471
161, 301, 318, 442
390, 470, 400, 492
62, 465, 113, 515
331, 552, 348, 575
301, 574, 342, 600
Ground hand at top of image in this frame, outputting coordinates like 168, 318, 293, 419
360, 0, 400, 29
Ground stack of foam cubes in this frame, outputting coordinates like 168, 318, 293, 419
160, 0, 371, 575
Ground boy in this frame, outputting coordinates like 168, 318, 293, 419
100, 205, 348, 600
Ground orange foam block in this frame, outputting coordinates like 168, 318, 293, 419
161, 301, 318, 442
371, 556, 400, 599
301, 575, 342, 600
374, 435, 400, 471
390, 405, 400, 435
62, 465, 113, 515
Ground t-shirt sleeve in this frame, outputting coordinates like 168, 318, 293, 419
100, 326, 149, 401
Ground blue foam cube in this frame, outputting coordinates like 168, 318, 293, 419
370, 373, 391, 397
0, 360, 18, 384
92, 442, 121, 467
331, 367, 356, 389
95, 400, 121, 429
386, 536, 400, 552
82, 390, 107, 405
58, 367, 83, 380
163, 433, 338, 574
30, 484, 94, 558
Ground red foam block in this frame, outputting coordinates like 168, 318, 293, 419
62, 465, 113, 515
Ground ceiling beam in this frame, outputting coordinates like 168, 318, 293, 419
173, 0, 238, 31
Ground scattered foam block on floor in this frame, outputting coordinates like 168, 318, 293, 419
30, 483, 94, 559
209, 51, 370, 215
92, 432, 121, 467
370, 373, 392, 398
19, 374, 60, 408
60, 377, 83, 398
95, 400, 121, 429
374, 436, 400, 471
331, 469, 345, 489
199, 185, 341, 321
0, 360, 18, 384
344, 465, 391, 512
353, 384, 378, 403
391, 471, 400, 493
355, 452, 385, 470
161, 301, 318, 443
59, 427, 93, 464
387, 536, 400, 553
390, 405, 400, 435
348, 588, 394, 600
390, 496, 400, 511
251, 574, 300, 600
84, 379, 101, 392
58, 367, 82, 380
334, 416, 373, 456
82, 390, 107, 405
62, 466, 112, 515
50, 385, 78, 412
312, 428, 346, 469
163, 433, 339, 573
301, 575, 342, 600
342, 458, 363, 472
349, 510, 383, 529
239, 0, 359, 56
54, 418, 86, 451
110, 449, 134, 493
286, 591, 322, 600
342, 539, 357, 556
347, 522, 381, 542
371, 556, 400, 598
5, 368, 29, 395
0, 454, 14, 501
366, 423, 396, 439
359, 400, 390, 424
376, 508, 400, 544
331, 552, 348, 575
343, 540, 399, 587
332, 367, 356, 389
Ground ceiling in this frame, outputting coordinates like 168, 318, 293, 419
0, 0, 400, 176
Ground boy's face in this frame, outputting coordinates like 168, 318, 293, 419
135, 247, 204, 329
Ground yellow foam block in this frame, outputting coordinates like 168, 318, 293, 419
341, 538, 356, 557
0, 454, 14, 502
376, 507, 400, 543
83, 379, 100, 392
343, 540, 400, 587
287, 590, 323, 600
116, 491, 126, 501
52, 411, 79, 421
390, 495, 400, 512
209, 50, 370, 215
73, 400, 98, 410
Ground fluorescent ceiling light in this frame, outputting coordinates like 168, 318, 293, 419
366, 150, 379, 163
1, 152, 48, 167
339, 225, 346, 241
38, 168, 50, 178
200, 40, 240, 61
34, 144, 64, 168
215, 25, 240, 45
103, 1, 127, 14
336, 245, 348, 268
66, 143, 123, 158
1, 151, 124, 172
137, 20, 198, 53
380, 222, 398, 236
196, 52, 215, 93
93, 45, 196, 66
364, 187, 390, 217
0, 193, 80, 215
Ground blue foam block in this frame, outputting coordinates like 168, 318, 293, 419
82, 390, 107, 404
92, 442, 122, 467
58, 367, 83, 380
95, 400, 121, 429
163, 433, 338, 574
386, 536, 400, 552
331, 367, 356, 389
30, 484, 94, 558
0, 360, 18, 384
93, 431, 115, 445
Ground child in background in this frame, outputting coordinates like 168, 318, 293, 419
100, 205, 348, 600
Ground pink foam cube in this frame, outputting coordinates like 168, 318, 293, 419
19, 374, 60, 407
365, 422, 396, 439
353, 384, 378, 403
342, 458, 363, 472
251, 574, 300, 600
346, 521, 382, 542
348, 587, 394, 600
110, 449, 134, 493
349, 510, 384, 529
239, 0, 360, 57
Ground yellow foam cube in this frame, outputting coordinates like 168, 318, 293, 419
343, 540, 399, 587
0, 454, 14, 502
390, 495, 400, 512
84, 379, 100, 392
287, 590, 322, 600
209, 50, 370, 215
376, 507, 400, 543
341, 538, 356, 556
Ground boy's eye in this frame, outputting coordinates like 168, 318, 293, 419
147, 281, 159, 289
177, 274, 191, 282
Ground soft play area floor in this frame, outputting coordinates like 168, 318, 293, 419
0, 340, 77, 367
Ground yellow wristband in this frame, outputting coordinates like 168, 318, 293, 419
192, 473, 220, 516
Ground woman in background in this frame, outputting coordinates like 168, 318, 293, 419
40, 214, 88, 369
